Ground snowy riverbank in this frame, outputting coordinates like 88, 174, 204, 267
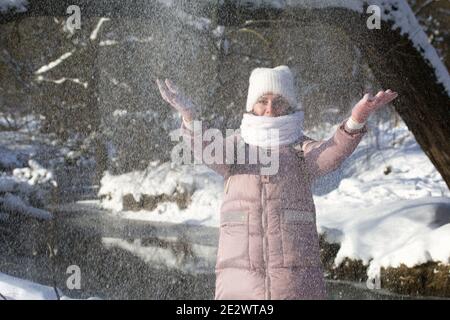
98, 116, 450, 296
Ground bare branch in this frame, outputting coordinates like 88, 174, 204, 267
414, 0, 437, 15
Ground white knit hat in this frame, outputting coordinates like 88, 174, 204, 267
245, 65, 300, 112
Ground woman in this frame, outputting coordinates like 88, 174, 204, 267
156, 65, 398, 299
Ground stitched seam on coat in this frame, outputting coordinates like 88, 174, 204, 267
283, 209, 315, 223
220, 211, 247, 224
247, 210, 251, 270
215, 266, 261, 271
262, 184, 270, 299
280, 208, 284, 270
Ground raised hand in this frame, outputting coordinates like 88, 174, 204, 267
351, 89, 398, 123
156, 78, 196, 122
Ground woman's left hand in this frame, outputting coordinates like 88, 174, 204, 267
351, 89, 398, 123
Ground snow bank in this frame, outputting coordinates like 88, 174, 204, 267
314, 118, 450, 278
0, 159, 55, 220
318, 197, 450, 279
0, 272, 100, 300
13, 159, 57, 187
99, 161, 223, 226
0, 272, 62, 300
0, 113, 94, 219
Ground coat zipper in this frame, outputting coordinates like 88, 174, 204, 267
261, 178, 271, 299
225, 176, 231, 194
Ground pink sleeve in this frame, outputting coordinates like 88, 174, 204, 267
302, 117, 368, 178
180, 120, 234, 177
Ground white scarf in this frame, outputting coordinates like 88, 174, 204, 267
239, 111, 304, 148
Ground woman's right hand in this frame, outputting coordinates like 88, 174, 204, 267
156, 78, 196, 122
351, 89, 398, 123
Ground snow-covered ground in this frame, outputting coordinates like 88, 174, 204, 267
0, 272, 100, 300
0, 113, 97, 220
319, 197, 450, 280
98, 116, 450, 281
313, 119, 450, 280
99, 161, 223, 226
0, 129, 53, 221
0, 272, 62, 300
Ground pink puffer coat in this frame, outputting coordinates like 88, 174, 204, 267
181, 117, 367, 299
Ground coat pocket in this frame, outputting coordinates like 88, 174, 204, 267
280, 209, 321, 267
216, 210, 250, 270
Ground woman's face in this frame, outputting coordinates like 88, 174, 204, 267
251, 93, 292, 117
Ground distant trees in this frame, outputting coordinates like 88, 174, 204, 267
1, 0, 449, 188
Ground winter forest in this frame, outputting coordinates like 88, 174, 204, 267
0, 0, 449, 300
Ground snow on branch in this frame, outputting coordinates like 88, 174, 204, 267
90, 17, 111, 41
35, 75, 88, 88
34, 50, 75, 75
